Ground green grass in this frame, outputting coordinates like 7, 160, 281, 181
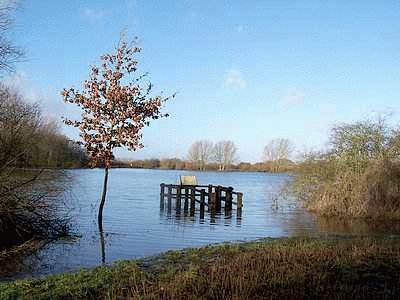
1, 237, 400, 299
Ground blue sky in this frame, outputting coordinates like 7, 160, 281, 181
8, 0, 400, 162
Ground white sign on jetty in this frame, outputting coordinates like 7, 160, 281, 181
179, 175, 197, 186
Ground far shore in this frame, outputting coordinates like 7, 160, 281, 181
13, 166, 296, 174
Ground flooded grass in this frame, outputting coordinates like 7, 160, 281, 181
0, 239, 47, 278
2, 236, 400, 299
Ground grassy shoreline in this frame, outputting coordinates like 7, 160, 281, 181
1, 236, 400, 299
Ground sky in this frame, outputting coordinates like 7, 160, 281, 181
6, 0, 400, 162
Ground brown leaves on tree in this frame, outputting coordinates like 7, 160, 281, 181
62, 39, 173, 168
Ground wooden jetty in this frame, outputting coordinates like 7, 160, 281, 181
160, 176, 243, 219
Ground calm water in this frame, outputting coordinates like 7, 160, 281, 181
4, 168, 400, 280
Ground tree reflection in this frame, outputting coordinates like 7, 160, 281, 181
99, 230, 106, 264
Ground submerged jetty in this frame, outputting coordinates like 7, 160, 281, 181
160, 176, 243, 219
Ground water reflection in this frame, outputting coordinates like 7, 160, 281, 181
315, 217, 400, 236
99, 230, 106, 264
159, 193, 242, 227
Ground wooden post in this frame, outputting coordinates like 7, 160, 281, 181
176, 186, 182, 211
216, 185, 221, 211
167, 185, 172, 213
160, 183, 165, 195
237, 192, 243, 209
209, 190, 216, 211
190, 187, 196, 216
208, 185, 212, 199
200, 189, 205, 219
236, 191, 243, 219
185, 186, 189, 199
183, 187, 189, 213
208, 184, 213, 211
225, 187, 233, 212
160, 183, 165, 210
167, 186, 172, 198
229, 187, 234, 210
210, 191, 216, 219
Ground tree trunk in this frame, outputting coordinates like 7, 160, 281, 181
98, 167, 109, 233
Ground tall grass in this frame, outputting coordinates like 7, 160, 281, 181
2, 237, 400, 299
293, 117, 400, 218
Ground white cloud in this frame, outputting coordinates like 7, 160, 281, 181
2, 71, 41, 103
236, 25, 245, 33
83, 8, 108, 25
282, 90, 305, 107
223, 69, 246, 90
319, 100, 336, 113
2, 70, 26, 86
2, 71, 65, 120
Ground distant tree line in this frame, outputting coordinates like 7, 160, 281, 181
117, 138, 296, 173
0, 84, 87, 169
187, 140, 238, 171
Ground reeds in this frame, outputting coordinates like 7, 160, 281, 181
292, 117, 400, 219
294, 159, 400, 218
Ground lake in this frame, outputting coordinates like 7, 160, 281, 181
3, 168, 400, 280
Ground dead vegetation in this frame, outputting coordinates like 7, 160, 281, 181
293, 117, 400, 218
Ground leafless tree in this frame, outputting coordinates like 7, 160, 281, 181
0, 85, 72, 250
0, 1, 23, 75
214, 140, 238, 171
0, 84, 87, 169
0, 84, 41, 167
263, 138, 294, 172
187, 140, 214, 170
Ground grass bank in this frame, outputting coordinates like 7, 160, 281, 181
2, 236, 400, 299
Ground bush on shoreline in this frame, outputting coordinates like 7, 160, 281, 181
293, 117, 400, 218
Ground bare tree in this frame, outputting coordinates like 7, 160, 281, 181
0, 84, 87, 169
0, 2, 23, 75
187, 142, 200, 166
214, 140, 238, 171
0, 85, 71, 251
0, 84, 41, 167
62, 38, 173, 233
263, 138, 294, 172
187, 140, 214, 170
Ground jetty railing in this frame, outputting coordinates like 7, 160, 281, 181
160, 183, 243, 219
